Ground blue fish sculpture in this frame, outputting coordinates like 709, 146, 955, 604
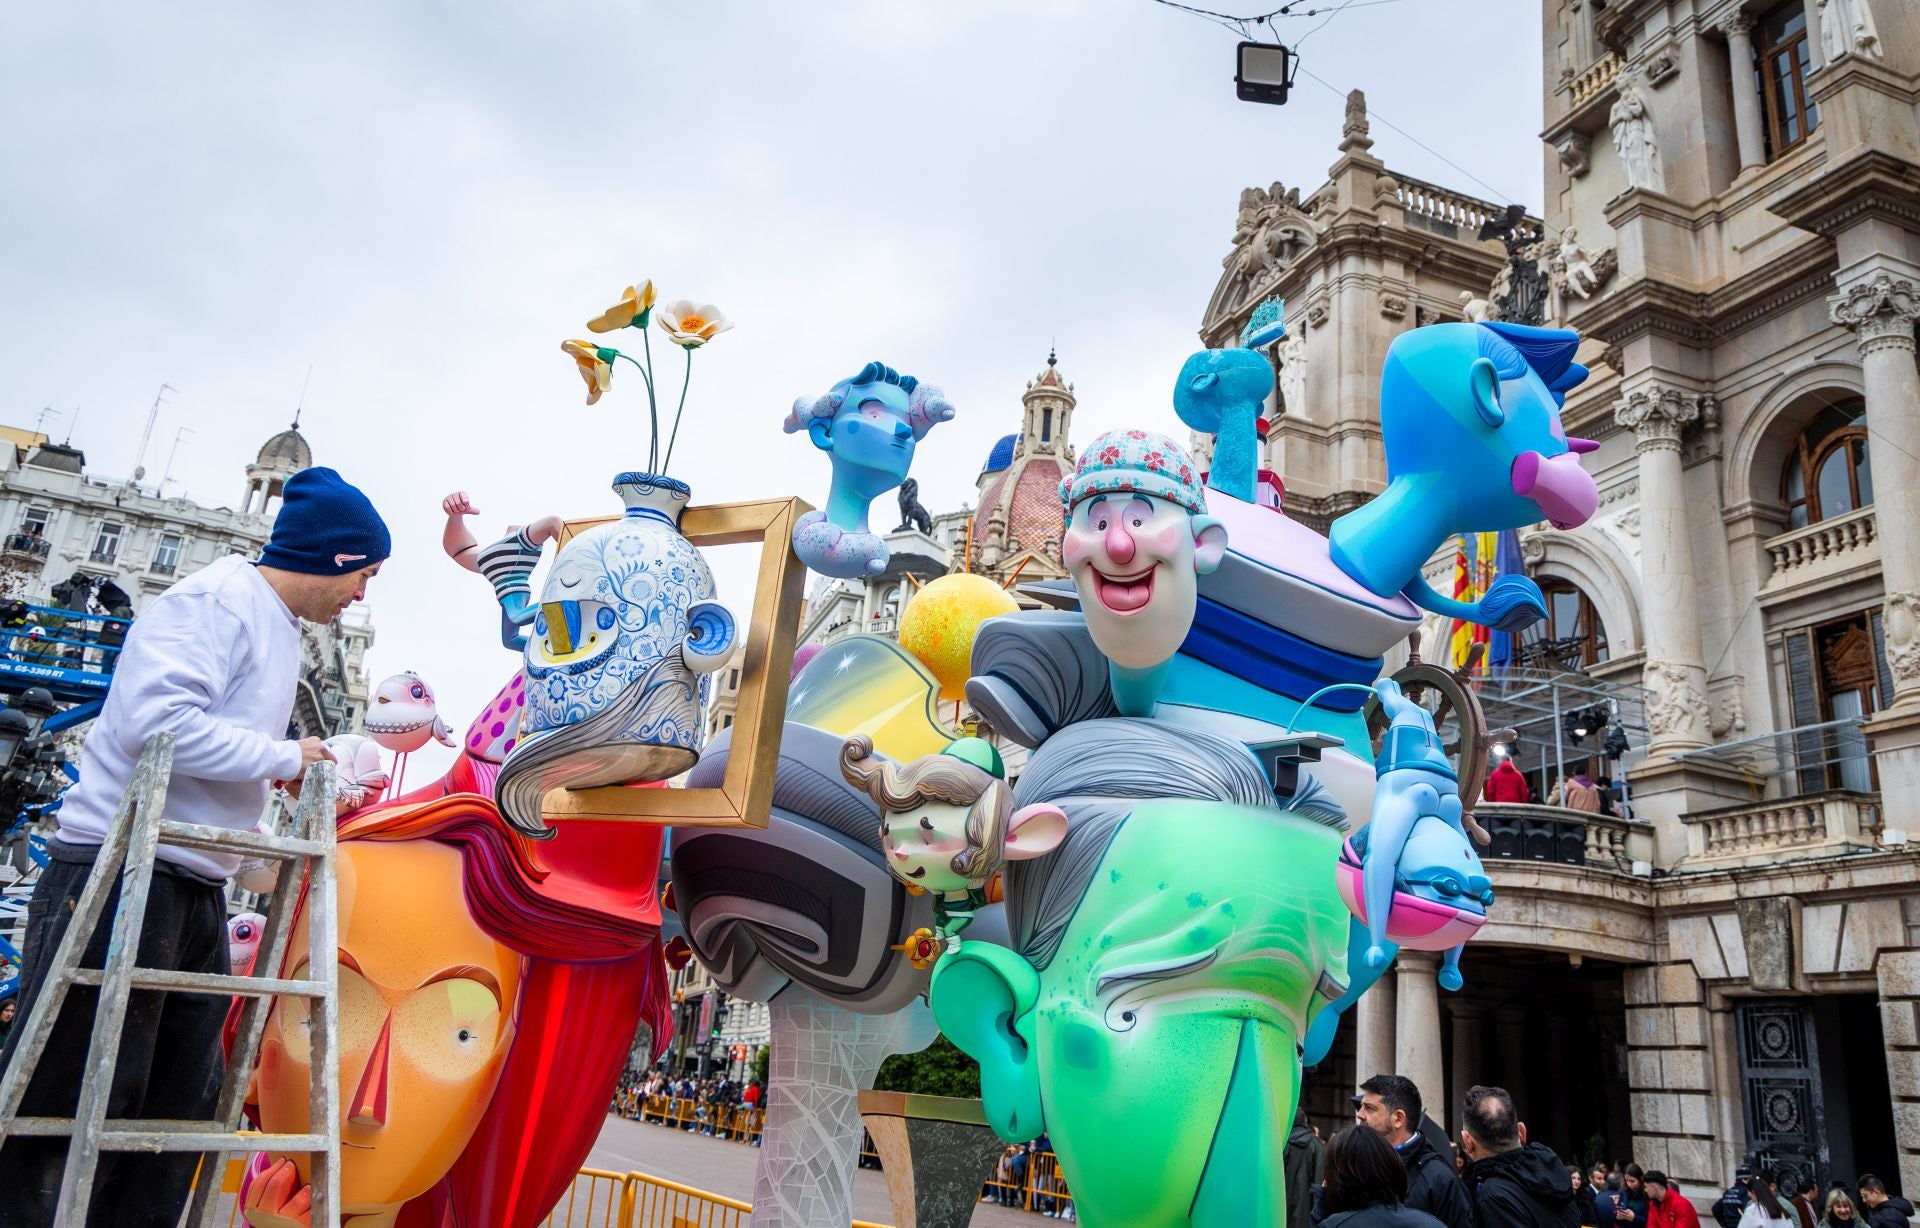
1327, 321, 1598, 631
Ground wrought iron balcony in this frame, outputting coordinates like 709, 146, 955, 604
1, 534, 50, 560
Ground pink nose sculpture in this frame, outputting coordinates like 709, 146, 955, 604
1104, 520, 1136, 566
1511, 449, 1598, 530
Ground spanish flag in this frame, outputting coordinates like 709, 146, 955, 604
1447, 531, 1498, 669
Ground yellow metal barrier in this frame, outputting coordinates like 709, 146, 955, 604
214, 1158, 899, 1227
540, 1167, 633, 1228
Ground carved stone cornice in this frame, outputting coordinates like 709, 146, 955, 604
1711, 10, 1753, 38
1769, 149, 1920, 241
1829, 272, 1920, 353
1614, 385, 1704, 452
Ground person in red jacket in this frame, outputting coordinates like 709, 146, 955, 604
1485, 758, 1533, 803
1648, 1171, 1704, 1228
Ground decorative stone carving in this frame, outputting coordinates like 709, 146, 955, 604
1555, 130, 1592, 178
1609, 65, 1666, 195
1380, 292, 1408, 320
1519, 532, 1548, 565
1611, 507, 1641, 540
1644, 658, 1708, 741
1556, 228, 1604, 300
1883, 590, 1920, 690
1613, 386, 1702, 451
1205, 182, 1321, 338
1278, 329, 1308, 417
1829, 272, 1920, 352
1816, 0, 1882, 62
1709, 679, 1749, 740
1642, 41, 1680, 87
1341, 88, 1374, 154
1598, 343, 1624, 375
1307, 296, 1330, 328
1374, 173, 1400, 204
1460, 290, 1492, 323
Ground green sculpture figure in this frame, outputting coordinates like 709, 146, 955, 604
929, 718, 1352, 1228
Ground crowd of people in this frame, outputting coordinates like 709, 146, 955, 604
1283, 1071, 1912, 1228
609, 1070, 766, 1142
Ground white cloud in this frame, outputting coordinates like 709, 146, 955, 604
0, 0, 1542, 778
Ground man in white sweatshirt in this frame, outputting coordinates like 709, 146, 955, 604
0, 466, 389, 1227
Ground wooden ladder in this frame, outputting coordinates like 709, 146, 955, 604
0, 732, 342, 1225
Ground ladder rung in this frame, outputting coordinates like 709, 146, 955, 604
155, 820, 326, 861
5, 1118, 329, 1152
68, 968, 328, 998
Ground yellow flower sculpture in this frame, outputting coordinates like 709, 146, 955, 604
560, 339, 614, 405
586, 280, 656, 333
655, 300, 733, 349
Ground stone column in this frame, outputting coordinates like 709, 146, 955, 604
1874, 949, 1920, 1195
1615, 388, 1712, 752
1396, 953, 1446, 1120
1718, 13, 1769, 173
1495, 1006, 1529, 1112
1831, 273, 1920, 710
1355, 972, 1398, 1086
1448, 1003, 1484, 1134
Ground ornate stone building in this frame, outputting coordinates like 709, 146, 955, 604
1205, 23, 1920, 1196
0, 416, 376, 737
966, 352, 1078, 587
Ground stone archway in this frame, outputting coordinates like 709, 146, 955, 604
1723, 362, 1866, 513
1523, 528, 1645, 659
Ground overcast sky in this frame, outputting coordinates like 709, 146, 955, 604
1, 0, 1543, 778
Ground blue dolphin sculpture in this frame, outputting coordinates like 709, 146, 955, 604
1328, 321, 1598, 631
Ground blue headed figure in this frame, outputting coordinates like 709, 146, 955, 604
1328, 321, 1598, 631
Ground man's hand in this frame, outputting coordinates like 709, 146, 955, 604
242, 1156, 312, 1227
277, 738, 336, 795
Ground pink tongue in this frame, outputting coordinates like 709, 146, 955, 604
1511, 450, 1598, 530
1099, 575, 1153, 612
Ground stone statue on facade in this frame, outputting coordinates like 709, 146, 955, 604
1556, 228, 1603, 300
1609, 66, 1667, 195
894, 477, 933, 535
1278, 328, 1308, 416
1223, 182, 1315, 302
1817, 0, 1882, 62
1459, 289, 1492, 323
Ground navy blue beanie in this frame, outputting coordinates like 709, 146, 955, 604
258, 467, 392, 576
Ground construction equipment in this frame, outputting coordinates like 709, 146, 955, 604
0, 732, 341, 1226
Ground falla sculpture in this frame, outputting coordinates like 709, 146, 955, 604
932, 321, 1596, 1228
487, 280, 740, 837
785, 361, 955, 579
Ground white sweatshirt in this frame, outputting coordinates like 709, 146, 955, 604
55, 556, 305, 879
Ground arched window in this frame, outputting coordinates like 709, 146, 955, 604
1519, 579, 1609, 670
1042, 407, 1054, 442
1781, 401, 1873, 530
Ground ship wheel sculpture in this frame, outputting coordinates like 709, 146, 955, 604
1363, 635, 1509, 848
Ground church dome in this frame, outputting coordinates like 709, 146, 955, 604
256, 423, 312, 472
982, 433, 1019, 475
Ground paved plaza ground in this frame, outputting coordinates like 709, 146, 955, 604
586, 1113, 1052, 1227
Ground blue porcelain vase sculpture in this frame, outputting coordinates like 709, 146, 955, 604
495, 471, 736, 838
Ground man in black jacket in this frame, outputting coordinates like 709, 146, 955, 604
1859, 1175, 1915, 1228
1287, 1106, 1326, 1228
1458, 1084, 1581, 1228
1357, 1074, 1475, 1228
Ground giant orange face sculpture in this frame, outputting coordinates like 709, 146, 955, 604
254, 838, 525, 1214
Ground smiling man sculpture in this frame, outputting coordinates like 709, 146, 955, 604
1059, 429, 1227, 717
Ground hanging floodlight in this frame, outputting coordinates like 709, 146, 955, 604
1236, 41, 1296, 105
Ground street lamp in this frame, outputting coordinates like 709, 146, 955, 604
0, 709, 29, 771
1235, 41, 1296, 106
17, 688, 56, 737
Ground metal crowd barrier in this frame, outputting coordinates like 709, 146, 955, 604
213, 1159, 889, 1227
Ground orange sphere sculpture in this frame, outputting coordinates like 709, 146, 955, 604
897, 573, 1020, 701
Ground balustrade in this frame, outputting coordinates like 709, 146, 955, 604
1569, 53, 1624, 107
1683, 790, 1882, 865
1762, 506, 1878, 588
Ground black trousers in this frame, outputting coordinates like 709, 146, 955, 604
0, 844, 229, 1228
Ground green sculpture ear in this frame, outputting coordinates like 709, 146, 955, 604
930, 944, 1046, 1143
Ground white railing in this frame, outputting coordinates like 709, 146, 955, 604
1391, 174, 1508, 234
1763, 506, 1878, 587
1684, 790, 1881, 863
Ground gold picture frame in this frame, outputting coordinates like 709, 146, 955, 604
537, 495, 811, 829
